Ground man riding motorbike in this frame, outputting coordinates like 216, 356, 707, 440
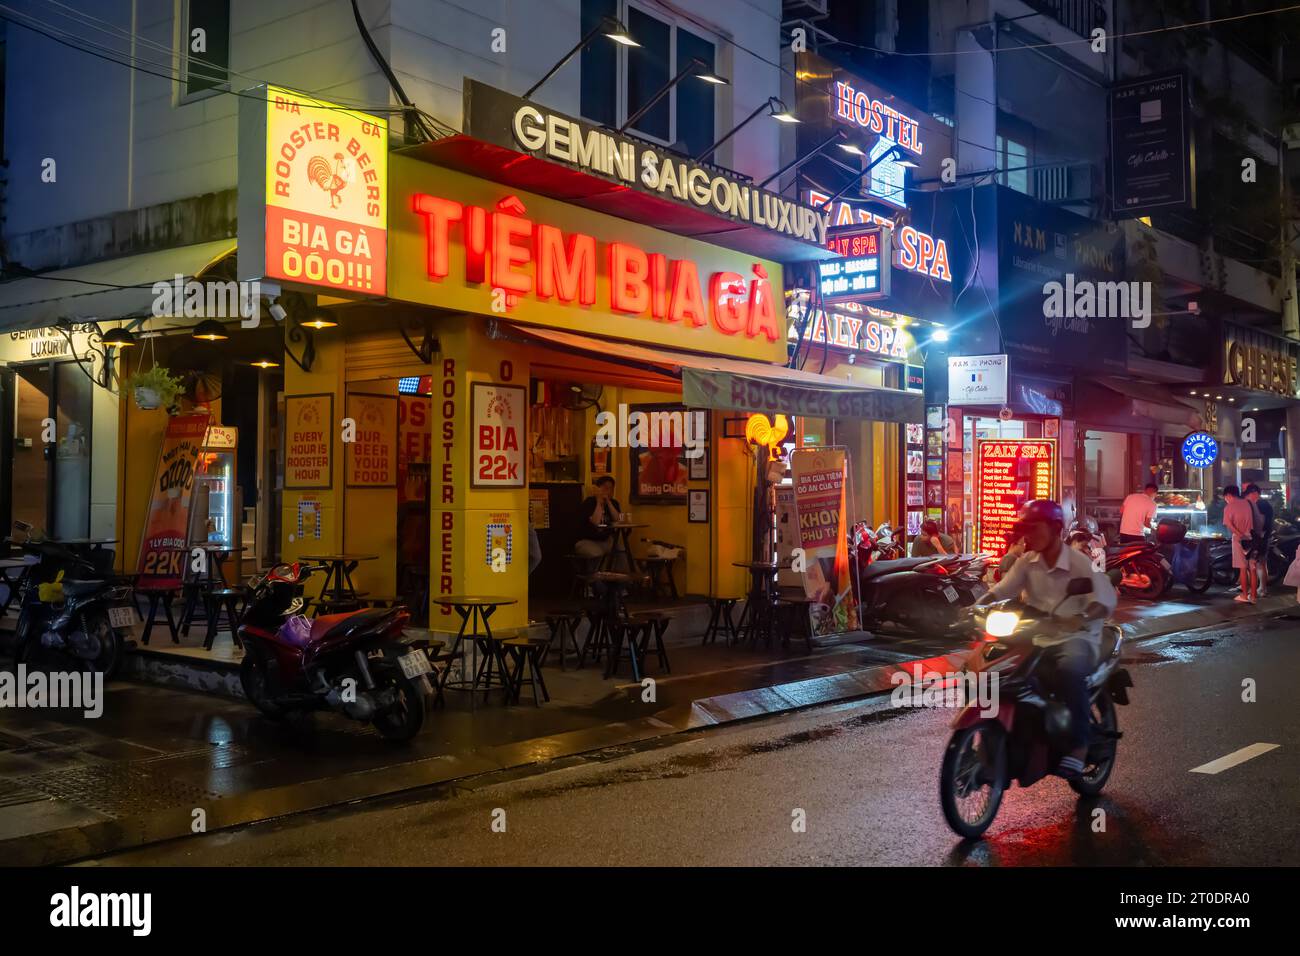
978, 500, 1118, 779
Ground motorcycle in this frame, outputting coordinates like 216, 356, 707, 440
10, 523, 134, 677
939, 578, 1133, 839
849, 523, 989, 634
1153, 520, 1213, 594
237, 562, 432, 741
1104, 537, 1171, 599
1067, 518, 1107, 572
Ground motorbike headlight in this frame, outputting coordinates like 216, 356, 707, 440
984, 610, 1020, 638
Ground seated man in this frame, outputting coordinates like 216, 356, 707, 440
575, 476, 621, 563
912, 519, 955, 557
979, 499, 1117, 778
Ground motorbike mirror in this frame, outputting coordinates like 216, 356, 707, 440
1066, 577, 1093, 596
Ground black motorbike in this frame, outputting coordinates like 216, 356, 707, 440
10, 524, 135, 677
849, 525, 989, 634
1104, 537, 1171, 599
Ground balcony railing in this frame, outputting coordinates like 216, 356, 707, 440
1023, 0, 1106, 39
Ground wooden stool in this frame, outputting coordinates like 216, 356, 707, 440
703, 597, 738, 646
137, 586, 180, 646
631, 612, 672, 673
641, 557, 678, 599
471, 630, 515, 703
542, 609, 585, 670
505, 636, 550, 706
776, 597, 815, 653
604, 618, 644, 681
204, 587, 246, 651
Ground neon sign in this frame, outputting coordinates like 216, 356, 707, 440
833, 81, 924, 156
975, 438, 1058, 558
806, 191, 951, 283
1181, 432, 1218, 468
412, 192, 780, 343
817, 225, 889, 303
787, 309, 910, 359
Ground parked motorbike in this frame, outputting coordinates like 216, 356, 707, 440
1067, 518, 1107, 572
1153, 520, 1213, 594
939, 578, 1133, 839
10, 523, 134, 677
1104, 537, 1171, 599
849, 523, 989, 634
237, 562, 431, 741
1209, 533, 1289, 588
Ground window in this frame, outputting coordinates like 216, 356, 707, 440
179, 0, 230, 99
580, 0, 717, 156
996, 134, 1028, 194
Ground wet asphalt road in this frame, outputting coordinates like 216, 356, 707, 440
86, 614, 1300, 866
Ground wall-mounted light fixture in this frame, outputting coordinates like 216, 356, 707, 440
54, 318, 136, 391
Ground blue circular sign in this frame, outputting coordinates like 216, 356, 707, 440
1181, 432, 1218, 468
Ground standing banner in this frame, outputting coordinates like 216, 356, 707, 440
791, 448, 858, 635
137, 411, 211, 588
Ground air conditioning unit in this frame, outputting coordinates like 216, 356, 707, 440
1034, 162, 1095, 203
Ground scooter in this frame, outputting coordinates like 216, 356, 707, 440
1153, 520, 1213, 594
849, 524, 990, 634
1067, 518, 1107, 572
1104, 537, 1171, 599
237, 562, 432, 742
10, 524, 135, 677
939, 578, 1133, 839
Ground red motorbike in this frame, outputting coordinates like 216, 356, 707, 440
237, 563, 432, 742
939, 578, 1133, 838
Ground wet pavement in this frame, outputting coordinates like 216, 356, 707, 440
1, 588, 1294, 864
87, 614, 1300, 866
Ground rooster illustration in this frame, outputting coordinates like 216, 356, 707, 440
307, 153, 355, 208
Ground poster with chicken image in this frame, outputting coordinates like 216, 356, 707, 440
262, 86, 388, 295
136, 412, 212, 589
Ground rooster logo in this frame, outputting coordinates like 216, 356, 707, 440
307, 153, 356, 208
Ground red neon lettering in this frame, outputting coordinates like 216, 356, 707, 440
710, 272, 746, 335
746, 275, 778, 342
412, 194, 462, 280
464, 205, 487, 283
669, 260, 706, 327
535, 224, 596, 305
609, 242, 650, 314
491, 211, 533, 294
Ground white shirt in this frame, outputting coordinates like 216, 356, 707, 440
1119, 492, 1158, 536
985, 545, 1118, 648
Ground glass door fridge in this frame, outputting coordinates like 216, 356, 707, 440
197, 425, 238, 547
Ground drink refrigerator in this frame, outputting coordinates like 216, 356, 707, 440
197, 425, 238, 547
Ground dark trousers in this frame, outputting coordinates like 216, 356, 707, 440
1044, 638, 1095, 750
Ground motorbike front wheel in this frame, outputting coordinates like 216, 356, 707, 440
1071, 693, 1119, 797
370, 663, 426, 742
940, 722, 1007, 839
239, 654, 288, 721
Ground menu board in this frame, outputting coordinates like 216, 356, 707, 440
975, 438, 1057, 558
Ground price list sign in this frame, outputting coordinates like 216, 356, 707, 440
975, 438, 1057, 558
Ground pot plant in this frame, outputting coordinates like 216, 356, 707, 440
126, 365, 184, 412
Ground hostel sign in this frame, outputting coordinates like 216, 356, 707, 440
239, 84, 388, 295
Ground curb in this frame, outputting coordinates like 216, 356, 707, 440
5, 594, 1288, 865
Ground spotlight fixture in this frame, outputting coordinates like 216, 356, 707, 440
619, 58, 728, 133
522, 17, 638, 100
250, 357, 281, 369
931, 327, 950, 343
838, 142, 865, 156
101, 327, 137, 348
192, 319, 229, 341
302, 309, 338, 330
697, 97, 798, 161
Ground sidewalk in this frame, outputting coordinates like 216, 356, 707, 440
0, 589, 1292, 865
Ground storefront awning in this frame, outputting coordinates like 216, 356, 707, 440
0, 240, 236, 332
1077, 376, 1202, 430
502, 324, 924, 424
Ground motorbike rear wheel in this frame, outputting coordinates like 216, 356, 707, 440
940, 722, 1007, 839
1118, 558, 1166, 599
370, 663, 425, 742
1070, 693, 1118, 796
79, 609, 121, 680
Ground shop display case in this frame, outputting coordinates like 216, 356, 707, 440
1155, 488, 1214, 537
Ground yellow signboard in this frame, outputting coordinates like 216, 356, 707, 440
258, 86, 388, 295
387, 156, 786, 363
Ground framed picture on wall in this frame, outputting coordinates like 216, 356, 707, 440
590, 440, 612, 476
628, 402, 692, 504
285, 393, 334, 490
688, 489, 709, 522
688, 410, 710, 480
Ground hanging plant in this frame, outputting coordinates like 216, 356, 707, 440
126, 365, 184, 412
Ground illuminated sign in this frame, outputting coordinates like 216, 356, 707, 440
239, 85, 389, 295
832, 80, 924, 156
1221, 323, 1299, 397
787, 309, 910, 359
464, 79, 827, 246
388, 156, 787, 363
807, 191, 951, 283
472, 383, 526, 488
975, 438, 1057, 558
817, 225, 889, 302
1181, 432, 1218, 468
948, 354, 1008, 405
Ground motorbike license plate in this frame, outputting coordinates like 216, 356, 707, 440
942, 586, 958, 603
398, 649, 432, 679
107, 605, 139, 629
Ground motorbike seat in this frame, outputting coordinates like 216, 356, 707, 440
859, 557, 936, 580
308, 607, 401, 644
61, 579, 105, 598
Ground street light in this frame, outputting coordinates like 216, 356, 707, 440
523, 17, 638, 101
696, 97, 798, 162
814, 145, 917, 210
618, 57, 729, 134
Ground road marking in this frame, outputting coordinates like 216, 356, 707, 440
1190, 743, 1280, 775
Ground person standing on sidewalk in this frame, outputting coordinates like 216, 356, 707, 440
1223, 485, 1258, 604
1119, 483, 1159, 543
1245, 484, 1272, 596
